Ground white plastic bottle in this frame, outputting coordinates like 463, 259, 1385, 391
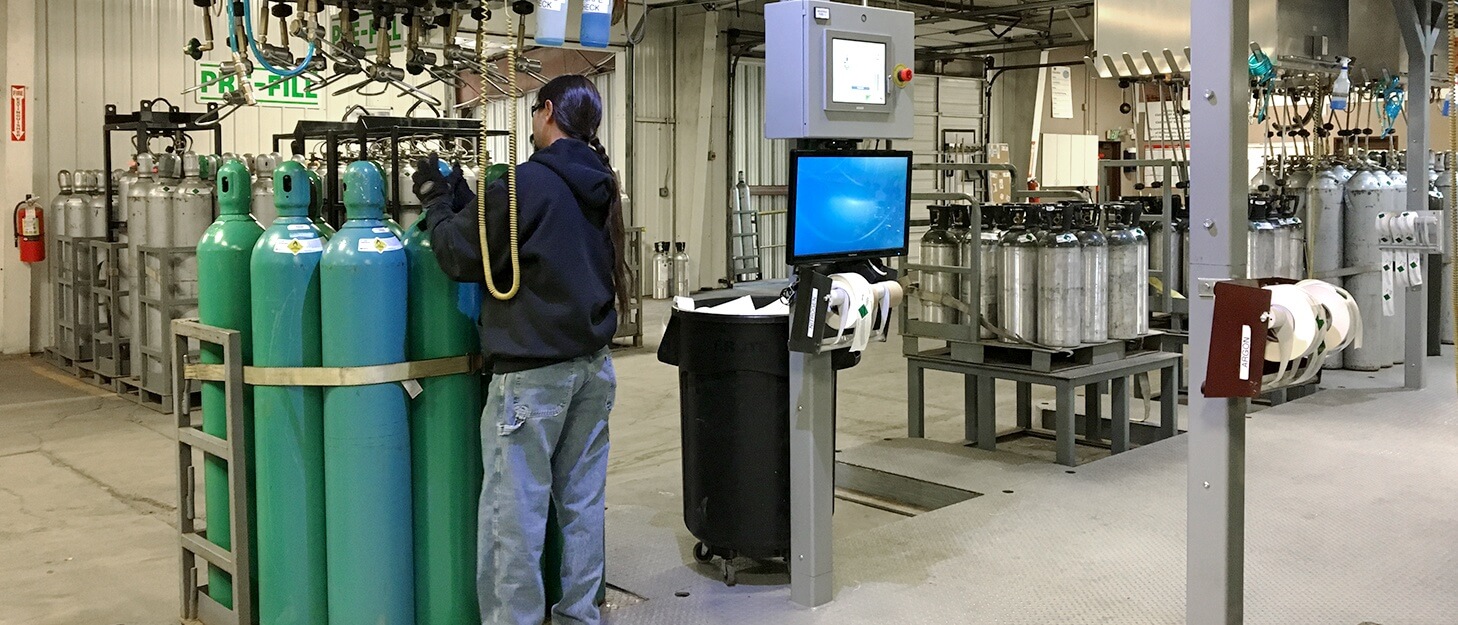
1331, 57, 1352, 111
534, 0, 568, 46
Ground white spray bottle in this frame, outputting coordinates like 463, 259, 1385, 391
1331, 57, 1352, 111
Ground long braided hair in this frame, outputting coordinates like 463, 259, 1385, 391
537, 75, 630, 315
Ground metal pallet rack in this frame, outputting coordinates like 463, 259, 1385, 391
899, 165, 1183, 466
171, 319, 253, 625
46, 234, 99, 368
122, 245, 201, 412
97, 99, 223, 383
274, 116, 646, 348
272, 116, 507, 225
84, 240, 130, 384
616, 227, 646, 347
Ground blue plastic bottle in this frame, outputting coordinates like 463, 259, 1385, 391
580, 0, 612, 48
535, 0, 568, 46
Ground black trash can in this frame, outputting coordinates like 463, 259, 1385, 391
657, 296, 791, 569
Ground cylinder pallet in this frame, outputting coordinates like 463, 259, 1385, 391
86, 240, 131, 380
172, 319, 254, 625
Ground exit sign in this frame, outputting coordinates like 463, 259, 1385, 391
194, 62, 322, 109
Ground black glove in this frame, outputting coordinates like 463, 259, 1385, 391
412, 154, 465, 211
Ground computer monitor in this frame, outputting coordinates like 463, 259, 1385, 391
787, 150, 912, 265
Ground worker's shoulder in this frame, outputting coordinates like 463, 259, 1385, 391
515, 160, 568, 187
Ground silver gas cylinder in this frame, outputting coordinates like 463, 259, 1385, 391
998, 206, 1039, 342
949, 205, 975, 328
1076, 205, 1108, 343
172, 152, 214, 318
1342, 167, 1387, 370
1036, 207, 1084, 348
125, 153, 156, 376
1435, 153, 1454, 345
397, 160, 422, 228
978, 205, 1004, 339
1308, 163, 1347, 368
919, 206, 960, 324
252, 153, 281, 227
1386, 161, 1408, 365
1246, 196, 1277, 279
652, 241, 672, 300
141, 154, 181, 382
1107, 203, 1149, 339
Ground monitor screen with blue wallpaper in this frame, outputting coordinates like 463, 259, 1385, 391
788, 150, 912, 265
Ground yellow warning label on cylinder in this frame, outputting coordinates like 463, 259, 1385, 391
358, 236, 403, 253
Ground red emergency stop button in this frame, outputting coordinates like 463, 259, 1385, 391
894, 65, 913, 87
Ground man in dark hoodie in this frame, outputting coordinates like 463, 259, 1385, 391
415, 75, 628, 625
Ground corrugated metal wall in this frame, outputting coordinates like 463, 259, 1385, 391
732, 67, 986, 280
28, 1, 452, 348
34, 1, 450, 189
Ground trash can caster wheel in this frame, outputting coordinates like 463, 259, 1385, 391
722, 559, 737, 587
693, 542, 713, 563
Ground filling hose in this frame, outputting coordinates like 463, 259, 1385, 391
478, 11, 522, 301
1450, 0, 1457, 388
239, 0, 316, 78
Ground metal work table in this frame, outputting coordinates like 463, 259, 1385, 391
907, 349, 1182, 466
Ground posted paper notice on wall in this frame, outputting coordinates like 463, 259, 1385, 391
1050, 67, 1073, 120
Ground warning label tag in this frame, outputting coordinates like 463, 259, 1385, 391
371, 226, 394, 234
274, 238, 323, 255
359, 236, 403, 253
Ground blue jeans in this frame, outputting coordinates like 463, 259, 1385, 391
478, 348, 615, 625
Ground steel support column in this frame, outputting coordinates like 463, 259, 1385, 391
789, 351, 835, 607
1187, 0, 1249, 623
1394, 0, 1446, 389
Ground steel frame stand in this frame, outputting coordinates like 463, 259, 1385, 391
1187, 1, 1249, 623
172, 319, 253, 625
1392, 0, 1446, 390
789, 350, 835, 607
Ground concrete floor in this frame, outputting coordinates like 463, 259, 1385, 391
2, 299, 1448, 624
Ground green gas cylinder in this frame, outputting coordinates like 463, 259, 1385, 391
196, 157, 264, 609
250, 161, 328, 625
304, 169, 336, 238
405, 159, 483, 625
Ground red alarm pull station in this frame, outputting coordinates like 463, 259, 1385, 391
894, 66, 914, 87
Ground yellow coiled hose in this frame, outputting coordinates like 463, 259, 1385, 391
477, 11, 521, 301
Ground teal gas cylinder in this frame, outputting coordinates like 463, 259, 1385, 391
250, 160, 328, 625
321, 161, 413, 625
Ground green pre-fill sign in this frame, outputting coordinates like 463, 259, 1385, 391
195, 62, 323, 109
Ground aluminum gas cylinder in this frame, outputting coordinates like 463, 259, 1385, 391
1107, 204, 1148, 340
978, 205, 1004, 338
1246, 196, 1277, 279
173, 152, 214, 319
920, 206, 960, 324
998, 206, 1039, 341
948, 205, 975, 327
1036, 206, 1084, 348
1343, 167, 1387, 370
1076, 205, 1108, 343
252, 153, 281, 228
139, 154, 181, 385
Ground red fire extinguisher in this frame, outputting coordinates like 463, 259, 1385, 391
13, 196, 45, 263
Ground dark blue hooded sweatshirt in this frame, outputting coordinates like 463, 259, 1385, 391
425, 138, 618, 373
